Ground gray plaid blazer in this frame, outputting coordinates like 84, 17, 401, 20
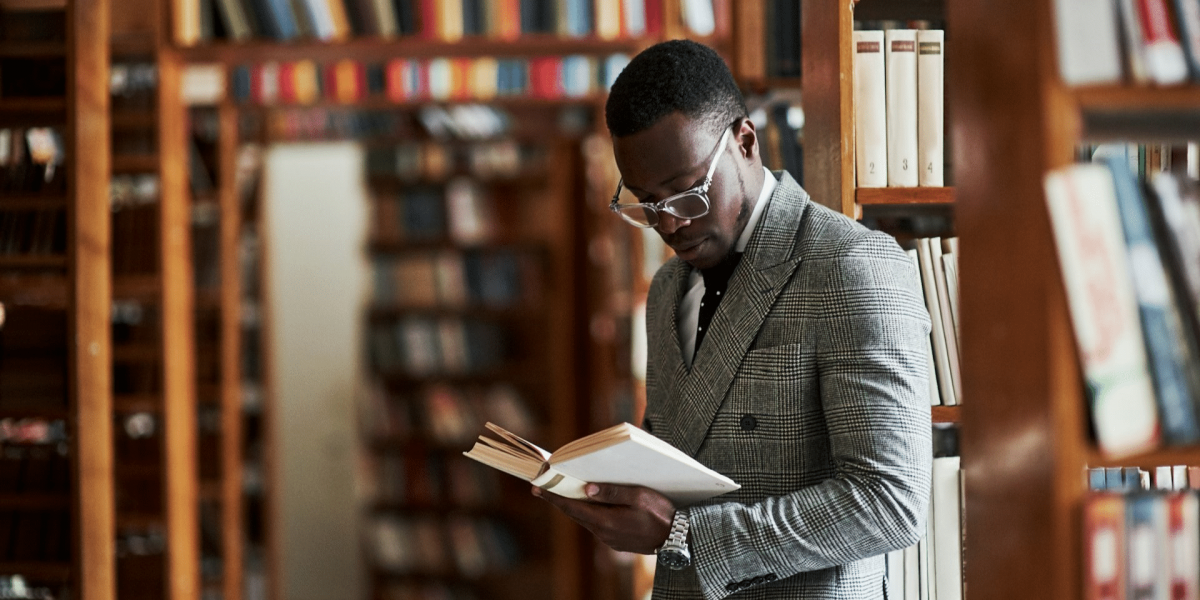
643, 173, 932, 600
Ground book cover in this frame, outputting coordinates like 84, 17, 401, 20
1100, 148, 1200, 445
1052, 0, 1124, 85
917, 30, 944, 187
1178, 0, 1200, 80
886, 29, 919, 187
1043, 164, 1160, 457
1126, 493, 1166, 600
464, 422, 739, 504
929, 237, 964, 404
1134, 0, 1189, 84
1084, 493, 1126, 600
1147, 172, 1200, 348
932, 456, 962, 600
907, 248, 942, 407
853, 30, 887, 188
917, 238, 958, 406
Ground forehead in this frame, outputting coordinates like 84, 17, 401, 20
612, 112, 719, 192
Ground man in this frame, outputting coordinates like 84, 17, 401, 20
535, 40, 932, 600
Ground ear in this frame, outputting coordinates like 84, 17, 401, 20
734, 117, 759, 163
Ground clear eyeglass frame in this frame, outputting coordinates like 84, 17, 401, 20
609, 126, 733, 228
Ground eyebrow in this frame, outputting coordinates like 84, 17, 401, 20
624, 164, 705, 195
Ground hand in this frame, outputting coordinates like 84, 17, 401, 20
533, 483, 676, 555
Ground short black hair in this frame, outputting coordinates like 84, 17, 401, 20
605, 40, 748, 138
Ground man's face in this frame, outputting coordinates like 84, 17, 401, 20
612, 112, 753, 270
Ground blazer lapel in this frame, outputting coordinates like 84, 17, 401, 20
668, 172, 811, 457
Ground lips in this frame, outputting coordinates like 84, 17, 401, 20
672, 238, 706, 259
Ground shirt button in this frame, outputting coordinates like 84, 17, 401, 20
740, 414, 757, 431
716, 291, 721, 296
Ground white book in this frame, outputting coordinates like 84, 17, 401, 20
886, 29, 919, 188
917, 238, 958, 406
942, 251, 960, 343
1156, 465, 1175, 489
622, 0, 646, 36
1136, 0, 1189, 85
1189, 142, 1199, 179
465, 422, 740, 505
1043, 164, 1159, 456
932, 457, 962, 600
920, 507, 934, 600
1051, 0, 1123, 85
428, 58, 453, 101
909, 248, 942, 406
681, 0, 715, 36
302, 0, 337, 39
929, 237, 963, 403
854, 30, 888, 188
904, 542, 921, 600
916, 30, 944, 186
1174, 465, 1190, 490
1118, 0, 1152, 84
887, 549, 906, 600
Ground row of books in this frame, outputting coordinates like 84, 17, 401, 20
1089, 464, 1200, 491
111, 174, 160, 209
755, 100, 804, 186
0, 576, 57, 600
0, 128, 65, 195
195, 0, 720, 42
1045, 146, 1200, 456
110, 61, 157, 108
0, 210, 65, 256
1084, 490, 1200, 599
231, 54, 629, 105
853, 29, 944, 189
368, 316, 510, 375
372, 178, 499, 244
367, 514, 519, 577
0, 418, 66, 444
363, 450, 503, 506
903, 237, 960, 407
0, 447, 69, 493
1054, 0, 1200, 86
885, 455, 962, 600
367, 140, 544, 182
371, 249, 542, 309
362, 381, 536, 440
0, 509, 70, 563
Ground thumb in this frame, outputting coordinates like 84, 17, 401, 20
585, 483, 637, 505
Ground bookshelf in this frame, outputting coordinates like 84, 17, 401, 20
950, 1, 1200, 600
0, 0, 113, 599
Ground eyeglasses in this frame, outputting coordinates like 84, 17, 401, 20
609, 126, 732, 228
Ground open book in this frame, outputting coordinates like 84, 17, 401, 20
464, 422, 740, 506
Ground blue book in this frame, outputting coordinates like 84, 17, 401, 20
1105, 467, 1124, 490
1125, 493, 1166, 600
1088, 467, 1107, 490
262, 0, 299, 39
231, 65, 253, 102
564, 0, 593, 36
1101, 147, 1200, 445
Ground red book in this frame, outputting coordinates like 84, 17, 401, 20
419, 0, 439, 39
530, 57, 562, 99
1167, 493, 1200, 600
323, 62, 340, 103
452, 58, 472, 101
249, 63, 264, 104
643, 0, 663, 36
416, 60, 430, 100
386, 59, 406, 102
1084, 493, 1125, 600
277, 62, 296, 104
712, 0, 730, 39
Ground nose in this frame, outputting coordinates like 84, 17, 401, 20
655, 212, 691, 235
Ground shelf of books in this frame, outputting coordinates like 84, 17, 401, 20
0, 0, 114, 598
956, 0, 1200, 594
358, 100, 586, 600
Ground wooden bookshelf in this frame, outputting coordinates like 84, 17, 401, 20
931, 405, 960, 424
179, 35, 650, 63
0, 1, 114, 600
856, 187, 955, 206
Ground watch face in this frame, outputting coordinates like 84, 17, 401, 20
658, 549, 690, 570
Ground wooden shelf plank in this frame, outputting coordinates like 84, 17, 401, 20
113, 394, 160, 413
111, 111, 158, 130
0, 0, 68, 10
856, 187, 955, 206
931, 405, 960, 424
111, 154, 159, 173
0, 562, 72, 580
113, 274, 161, 299
0, 272, 67, 306
1087, 444, 1200, 469
179, 35, 649, 64
0, 254, 67, 268
1072, 85, 1200, 111
0, 493, 71, 509
0, 194, 67, 209
0, 41, 65, 57
0, 405, 68, 419
0, 97, 66, 113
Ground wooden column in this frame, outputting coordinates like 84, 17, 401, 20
219, 100, 244, 600
70, 0, 115, 597
157, 46, 201, 600
801, 0, 856, 216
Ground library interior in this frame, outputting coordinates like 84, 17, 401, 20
0, 0, 1198, 599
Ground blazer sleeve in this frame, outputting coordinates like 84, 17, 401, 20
685, 233, 933, 600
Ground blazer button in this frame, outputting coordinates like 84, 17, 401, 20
740, 414, 757, 431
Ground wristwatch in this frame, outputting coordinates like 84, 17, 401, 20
656, 510, 691, 570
